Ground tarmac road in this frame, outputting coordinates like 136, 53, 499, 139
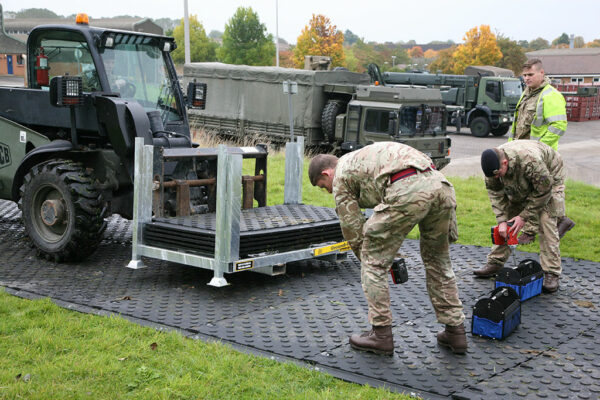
443, 120, 600, 187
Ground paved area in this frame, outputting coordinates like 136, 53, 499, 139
1, 201, 599, 399
0, 75, 24, 87
443, 120, 600, 187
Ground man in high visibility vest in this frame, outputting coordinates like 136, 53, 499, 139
509, 58, 574, 244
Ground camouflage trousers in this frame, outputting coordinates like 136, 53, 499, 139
360, 170, 465, 327
521, 183, 566, 236
487, 201, 562, 276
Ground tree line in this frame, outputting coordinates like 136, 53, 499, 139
8, 7, 600, 75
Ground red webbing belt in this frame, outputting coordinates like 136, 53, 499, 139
390, 164, 436, 183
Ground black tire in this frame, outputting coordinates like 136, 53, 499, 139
491, 125, 510, 137
470, 116, 491, 137
321, 100, 346, 143
19, 160, 108, 262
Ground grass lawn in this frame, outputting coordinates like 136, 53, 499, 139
1, 150, 598, 399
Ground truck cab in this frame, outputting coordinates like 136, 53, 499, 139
333, 85, 451, 169
469, 76, 522, 136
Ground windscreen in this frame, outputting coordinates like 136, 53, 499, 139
503, 80, 523, 97
398, 105, 445, 135
101, 43, 182, 122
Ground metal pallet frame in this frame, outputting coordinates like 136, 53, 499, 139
127, 137, 348, 287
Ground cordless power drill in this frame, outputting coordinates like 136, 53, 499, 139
491, 221, 519, 267
491, 221, 519, 246
390, 258, 409, 284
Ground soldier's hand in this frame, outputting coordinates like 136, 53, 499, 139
498, 222, 508, 239
508, 216, 524, 236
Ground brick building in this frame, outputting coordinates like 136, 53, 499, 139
0, 4, 26, 77
526, 48, 600, 85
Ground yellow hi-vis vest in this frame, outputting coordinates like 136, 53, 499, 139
509, 83, 567, 150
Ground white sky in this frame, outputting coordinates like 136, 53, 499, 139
2, 0, 599, 44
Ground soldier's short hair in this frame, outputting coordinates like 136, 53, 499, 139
523, 58, 543, 70
308, 154, 338, 186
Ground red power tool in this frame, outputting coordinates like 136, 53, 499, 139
491, 222, 520, 268
491, 222, 519, 246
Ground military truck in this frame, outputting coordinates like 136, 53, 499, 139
381, 66, 523, 137
184, 62, 451, 169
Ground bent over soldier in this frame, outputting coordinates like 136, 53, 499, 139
510, 58, 574, 244
475, 140, 566, 292
308, 142, 466, 355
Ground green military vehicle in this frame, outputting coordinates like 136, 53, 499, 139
381, 66, 523, 137
0, 17, 213, 261
184, 62, 451, 169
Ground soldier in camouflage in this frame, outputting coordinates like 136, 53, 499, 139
308, 142, 467, 356
510, 58, 574, 244
475, 140, 565, 292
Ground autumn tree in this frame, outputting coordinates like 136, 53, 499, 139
452, 25, 502, 74
573, 36, 585, 48
171, 15, 218, 64
495, 35, 527, 75
427, 46, 456, 74
423, 49, 438, 59
278, 49, 295, 68
219, 7, 275, 66
587, 39, 600, 48
294, 14, 345, 68
408, 46, 424, 58
343, 39, 408, 73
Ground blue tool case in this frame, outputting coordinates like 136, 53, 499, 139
495, 258, 544, 301
472, 286, 521, 340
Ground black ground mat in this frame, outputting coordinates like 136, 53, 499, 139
1, 200, 599, 399
145, 204, 344, 257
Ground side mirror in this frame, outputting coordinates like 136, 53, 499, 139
387, 111, 398, 135
186, 81, 207, 109
49, 76, 84, 107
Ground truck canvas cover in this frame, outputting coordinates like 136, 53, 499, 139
184, 62, 370, 138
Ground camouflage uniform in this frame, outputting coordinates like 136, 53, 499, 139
333, 142, 465, 327
511, 76, 567, 236
513, 80, 546, 141
485, 141, 565, 275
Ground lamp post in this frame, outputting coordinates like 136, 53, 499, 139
183, 0, 190, 64
392, 55, 396, 68
275, 0, 279, 67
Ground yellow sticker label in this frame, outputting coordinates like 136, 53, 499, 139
313, 241, 351, 256
235, 259, 254, 271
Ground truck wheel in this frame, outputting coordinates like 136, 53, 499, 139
19, 160, 108, 262
491, 125, 510, 136
470, 117, 490, 137
321, 100, 345, 143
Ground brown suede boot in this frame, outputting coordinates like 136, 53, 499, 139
542, 272, 560, 293
349, 325, 394, 356
473, 262, 503, 278
557, 216, 575, 239
437, 323, 468, 354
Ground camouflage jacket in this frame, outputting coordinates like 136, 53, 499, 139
485, 141, 565, 224
332, 142, 434, 258
513, 78, 547, 139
